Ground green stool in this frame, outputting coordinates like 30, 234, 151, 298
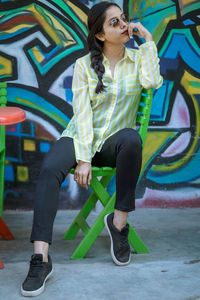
64, 88, 153, 259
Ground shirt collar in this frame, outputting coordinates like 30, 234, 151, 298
103, 47, 134, 64
124, 47, 134, 62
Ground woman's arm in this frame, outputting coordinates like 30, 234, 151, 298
72, 58, 93, 189
128, 22, 163, 89
72, 58, 94, 163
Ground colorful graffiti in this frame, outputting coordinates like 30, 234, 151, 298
0, 0, 200, 209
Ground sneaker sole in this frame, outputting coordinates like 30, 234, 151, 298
104, 214, 131, 266
20, 268, 54, 297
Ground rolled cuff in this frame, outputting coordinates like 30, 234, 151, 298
139, 41, 163, 89
74, 138, 92, 163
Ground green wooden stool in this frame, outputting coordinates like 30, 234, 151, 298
64, 88, 153, 259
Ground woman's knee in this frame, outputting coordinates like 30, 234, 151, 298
116, 128, 142, 152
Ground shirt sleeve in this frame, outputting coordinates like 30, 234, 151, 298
72, 58, 93, 163
138, 41, 163, 89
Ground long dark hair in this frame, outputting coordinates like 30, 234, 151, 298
87, 2, 120, 94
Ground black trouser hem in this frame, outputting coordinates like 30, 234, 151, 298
114, 205, 135, 212
30, 238, 52, 245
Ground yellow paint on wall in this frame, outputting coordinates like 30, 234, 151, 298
0, 56, 12, 76
140, 131, 178, 178
2, 23, 33, 34
181, 0, 198, 6
43, 11, 76, 47
17, 166, 29, 182
67, 1, 87, 24
24, 139, 36, 151
29, 5, 61, 45
32, 47, 45, 63
197, 25, 200, 36
181, 70, 200, 94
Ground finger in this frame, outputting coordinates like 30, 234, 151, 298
80, 182, 88, 190
76, 172, 81, 185
74, 172, 78, 182
79, 173, 83, 186
128, 23, 132, 37
128, 23, 139, 37
82, 173, 88, 190
88, 169, 92, 185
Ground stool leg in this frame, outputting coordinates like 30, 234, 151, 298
128, 222, 149, 253
71, 192, 116, 259
63, 190, 99, 239
0, 217, 14, 240
64, 175, 112, 240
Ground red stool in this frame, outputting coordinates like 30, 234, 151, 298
0, 83, 26, 268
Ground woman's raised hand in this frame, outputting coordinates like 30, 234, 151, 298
128, 22, 153, 42
74, 161, 92, 190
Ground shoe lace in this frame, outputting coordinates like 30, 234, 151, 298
28, 260, 43, 278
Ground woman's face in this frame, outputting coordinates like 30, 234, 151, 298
97, 5, 130, 45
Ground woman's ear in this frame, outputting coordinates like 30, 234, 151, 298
95, 32, 105, 41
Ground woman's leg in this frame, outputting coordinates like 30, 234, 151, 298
21, 137, 77, 297
30, 137, 77, 257
92, 127, 142, 216
92, 128, 142, 265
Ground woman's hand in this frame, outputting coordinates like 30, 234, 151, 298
128, 22, 153, 42
74, 161, 92, 190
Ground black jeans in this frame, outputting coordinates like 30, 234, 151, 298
30, 128, 142, 244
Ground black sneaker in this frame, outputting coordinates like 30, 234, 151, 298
21, 254, 53, 297
104, 213, 131, 266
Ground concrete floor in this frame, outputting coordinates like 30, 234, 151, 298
0, 208, 200, 300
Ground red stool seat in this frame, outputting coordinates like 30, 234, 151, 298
0, 107, 25, 125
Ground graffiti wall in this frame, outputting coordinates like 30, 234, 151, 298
0, 0, 200, 209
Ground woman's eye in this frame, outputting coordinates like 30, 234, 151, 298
111, 18, 119, 27
122, 14, 129, 22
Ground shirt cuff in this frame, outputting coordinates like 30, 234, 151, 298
139, 40, 156, 51
74, 138, 92, 164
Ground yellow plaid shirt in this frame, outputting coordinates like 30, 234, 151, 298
61, 41, 163, 163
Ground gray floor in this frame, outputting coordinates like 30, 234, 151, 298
0, 208, 200, 300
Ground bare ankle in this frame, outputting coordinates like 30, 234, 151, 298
113, 219, 125, 231
34, 241, 49, 262
113, 210, 128, 231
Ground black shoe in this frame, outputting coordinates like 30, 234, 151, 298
21, 254, 53, 297
104, 213, 131, 266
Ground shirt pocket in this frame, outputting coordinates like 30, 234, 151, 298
125, 74, 141, 95
88, 77, 106, 108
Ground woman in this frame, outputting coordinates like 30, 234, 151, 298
21, 1, 163, 297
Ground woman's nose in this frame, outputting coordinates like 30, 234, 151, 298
120, 20, 127, 28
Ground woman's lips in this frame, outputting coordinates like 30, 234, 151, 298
122, 30, 128, 35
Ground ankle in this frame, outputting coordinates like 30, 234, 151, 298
113, 210, 128, 231
34, 241, 49, 262
113, 219, 125, 231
